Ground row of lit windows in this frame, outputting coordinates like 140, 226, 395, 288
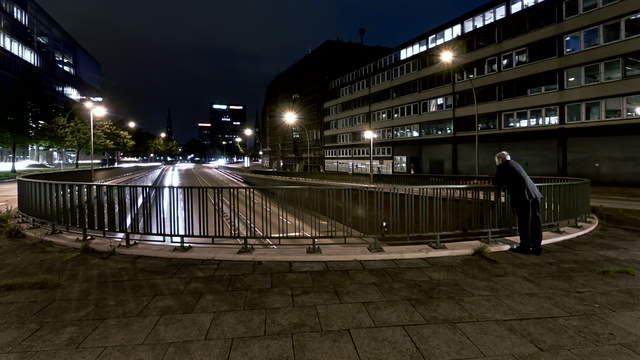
0, 30, 39, 66
337, 133, 352, 144
375, 128, 393, 140
340, 60, 420, 99
1, 0, 28, 26
564, 0, 620, 19
400, 3, 509, 61
332, 0, 548, 90
565, 58, 623, 88
325, 147, 393, 158
503, 107, 559, 129
566, 94, 640, 123
565, 13, 640, 54
55, 86, 81, 100
329, 114, 367, 130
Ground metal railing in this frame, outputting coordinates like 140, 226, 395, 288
16, 171, 591, 251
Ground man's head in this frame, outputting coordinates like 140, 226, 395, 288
495, 151, 511, 166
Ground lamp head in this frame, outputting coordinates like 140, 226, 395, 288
160, 132, 167, 139
440, 50, 455, 64
235, 137, 242, 143
363, 130, 376, 140
128, 121, 136, 129
93, 105, 108, 117
284, 111, 298, 125
244, 128, 254, 136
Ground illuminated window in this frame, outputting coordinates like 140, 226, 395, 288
565, 33, 581, 53
625, 95, 640, 117
565, 67, 582, 88
486, 57, 498, 73
585, 101, 601, 121
511, 0, 523, 13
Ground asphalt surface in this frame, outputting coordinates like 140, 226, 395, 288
117, 165, 354, 249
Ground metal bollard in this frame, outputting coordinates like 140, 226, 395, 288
368, 221, 386, 253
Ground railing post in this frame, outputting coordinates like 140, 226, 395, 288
368, 221, 385, 253
237, 237, 254, 254
173, 236, 192, 252
307, 238, 322, 254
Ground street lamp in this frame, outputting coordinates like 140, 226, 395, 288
364, 130, 377, 184
243, 129, 254, 167
84, 101, 108, 181
222, 141, 227, 162
283, 111, 310, 172
160, 132, 167, 139
128, 121, 136, 129
440, 50, 480, 176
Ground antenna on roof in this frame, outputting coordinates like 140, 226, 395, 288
358, 28, 366, 45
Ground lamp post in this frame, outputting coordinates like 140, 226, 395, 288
243, 128, 254, 167
364, 130, 377, 184
283, 111, 310, 172
84, 101, 108, 182
440, 50, 480, 176
222, 141, 227, 162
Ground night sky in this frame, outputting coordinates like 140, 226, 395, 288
38, 0, 487, 143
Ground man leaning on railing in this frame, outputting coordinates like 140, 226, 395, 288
494, 151, 544, 256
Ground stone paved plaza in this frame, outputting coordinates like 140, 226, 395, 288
0, 224, 639, 360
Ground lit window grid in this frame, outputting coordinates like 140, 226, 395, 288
565, 59, 623, 88
563, 0, 620, 19
564, 13, 640, 55
502, 107, 560, 129
566, 94, 640, 123
0, 30, 39, 66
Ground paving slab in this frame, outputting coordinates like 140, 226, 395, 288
193, 291, 246, 313
569, 345, 640, 360
207, 310, 265, 339
350, 327, 423, 360
457, 321, 539, 357
228, 335, 293, 360
406, 323, 483, 360
96, 344, 169, 360
144, 313, 213, 343
292, 287, 340, 307
316, 303, 374, 331
29, 348, 104, 360
245, 288, 292, 309
266, 306, 321, 335
506, 318, 590, 352
13, 320, 100, 352
364, 300, 424, 326
0, 323, 41, 352
163, 339, 231, 360
80, 316, 159, 348
293, 330, 359, 360
557, 315, 640, 346
272, 272, 313, 288
514, 350, 581, 359
139, 294, 199, 316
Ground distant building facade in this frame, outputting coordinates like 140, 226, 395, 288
261, 40, 389, 171
0, 0, 102, 164
322, 0, 640, 185
198, 103, 248, 157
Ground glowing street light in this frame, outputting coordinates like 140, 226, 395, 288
84, 101, 108, 181
283, 111, 310, 172
235, 137, 242, 143
160, 132, 167, 139
128, 121, 137, 129
364, 130, 377, 184
284, 111, 298, 125
440, 49, 480, 176
244, 128, 254, 136
440, 50, 455, 64
635, 107, 640, 116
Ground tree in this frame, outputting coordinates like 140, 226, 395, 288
148, 138, 180, 159
41, 116, 71, 167
64, 116, 91, 168
94, 120, 134, 164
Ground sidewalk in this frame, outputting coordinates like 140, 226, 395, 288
0, 223, 639, 359
0, 181, 17, 212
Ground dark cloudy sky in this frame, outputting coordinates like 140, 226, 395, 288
38, 0, 487, 143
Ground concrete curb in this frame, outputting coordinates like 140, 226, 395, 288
21, 216, 599, 262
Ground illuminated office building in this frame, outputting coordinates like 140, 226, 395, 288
323, 0, 640, 184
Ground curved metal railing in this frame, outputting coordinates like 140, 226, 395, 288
16, 170, 591, 250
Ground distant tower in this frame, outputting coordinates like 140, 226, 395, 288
166, 108, 174, 141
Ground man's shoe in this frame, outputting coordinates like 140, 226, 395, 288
531, 247, 542, 256
509, 246, 530, 254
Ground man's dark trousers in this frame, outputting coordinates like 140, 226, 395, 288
515, 198, 542, 250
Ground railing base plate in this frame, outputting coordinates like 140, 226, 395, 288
173, 245, 192, 252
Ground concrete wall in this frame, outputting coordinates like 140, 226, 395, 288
568, 136, 640, 185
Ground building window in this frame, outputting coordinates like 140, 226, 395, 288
566, 67, 582, 88
584, 63, 601, 84
502, 53, 513, 70
511, 0, 523, 13
585, 101, 601, 121
529, 109, 543, 126
625, 56, 640, 77
545, 107, 560, 125
605, 98, 623, 119
603, 21, 621, 43
626, 14, 640, 38
565, 33, 581, 53
583, 27, 600, 48
486, 57, 498, 73
603, 60, 622, 81
514, 48, 528, 67
566, 104, 583, 122
582, 0, 598, 12
564, 0, 579, 18
625, 95, 640, 117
